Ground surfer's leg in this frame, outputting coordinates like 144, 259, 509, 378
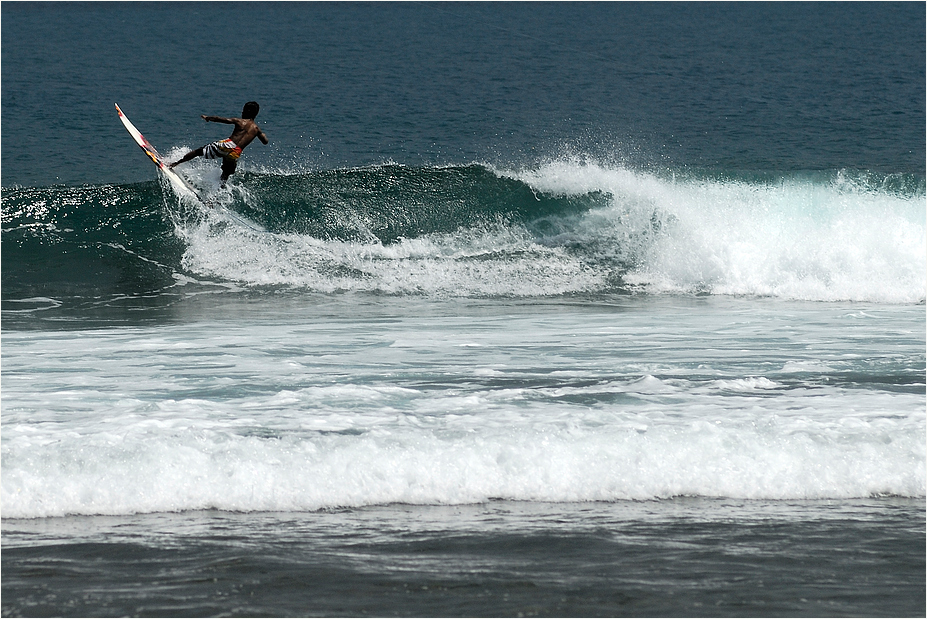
169, 147, 204, 168
220, 157, 237, 183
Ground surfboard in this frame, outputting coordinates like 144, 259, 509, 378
115, 103, 265, 232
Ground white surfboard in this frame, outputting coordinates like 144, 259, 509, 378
115, 103, 265, 232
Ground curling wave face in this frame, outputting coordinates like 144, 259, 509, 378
3, 161, 925, 303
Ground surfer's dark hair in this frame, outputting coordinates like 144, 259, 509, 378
242, 101, 259, 119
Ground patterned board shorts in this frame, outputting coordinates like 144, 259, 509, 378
203, 139, 243, 160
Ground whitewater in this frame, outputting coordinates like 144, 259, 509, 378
3, 299, 924, 519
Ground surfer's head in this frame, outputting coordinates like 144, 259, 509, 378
242, 101, 260, 119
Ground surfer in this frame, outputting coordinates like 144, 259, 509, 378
169, 101, 268, 184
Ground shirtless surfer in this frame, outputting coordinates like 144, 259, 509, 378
170, 101, 268, 184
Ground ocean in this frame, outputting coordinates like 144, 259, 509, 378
2, 2, 925, 617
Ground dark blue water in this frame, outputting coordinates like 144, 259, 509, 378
3, 500, 924, 618
2, 2, 924, 188
3, 3, 925, 617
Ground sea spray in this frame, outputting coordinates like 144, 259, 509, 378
508, 161, 926, 302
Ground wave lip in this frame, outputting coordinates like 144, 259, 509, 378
508, 161, 927, 303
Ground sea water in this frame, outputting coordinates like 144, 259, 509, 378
2, 3, 925, 617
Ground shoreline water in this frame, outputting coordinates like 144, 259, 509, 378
3, 498, 924, 617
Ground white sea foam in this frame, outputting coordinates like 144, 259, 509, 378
3, 302, 924, 519
511, 160, 926, 303
3, 393, 923, 518
179, 219, 605, 296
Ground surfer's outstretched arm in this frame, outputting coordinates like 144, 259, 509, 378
201, 115, 236, 124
